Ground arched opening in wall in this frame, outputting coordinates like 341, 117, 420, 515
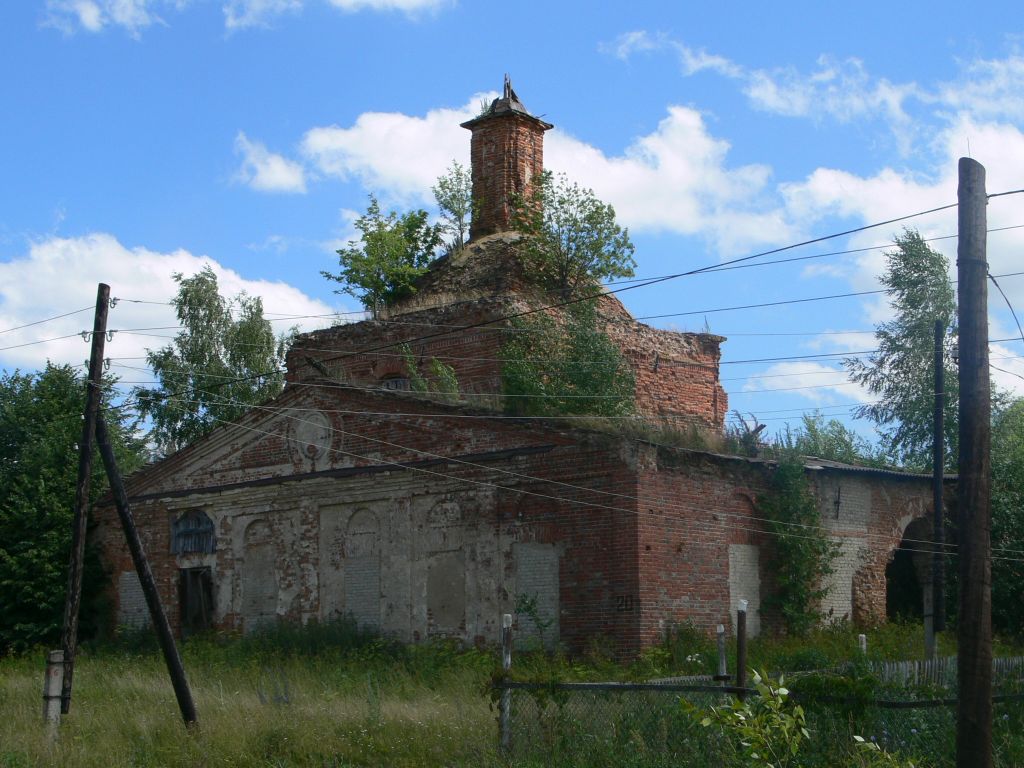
345, 510, 381, 631
171, 509, 215, 554
241, 520, 278, 632
886, 516, 931, 621
380, 375, 410, 392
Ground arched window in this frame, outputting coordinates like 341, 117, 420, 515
171, 510, 216, 554
380, 375, 410, 392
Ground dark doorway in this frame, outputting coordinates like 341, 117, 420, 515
886, 546, 923, 620
179, 567, 213, 637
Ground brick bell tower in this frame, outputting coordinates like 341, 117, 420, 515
460, 76, 554, 241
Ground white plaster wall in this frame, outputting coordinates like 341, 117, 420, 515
117, 571, 150, 628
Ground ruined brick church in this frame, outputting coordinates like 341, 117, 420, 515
96, 81, 939, 655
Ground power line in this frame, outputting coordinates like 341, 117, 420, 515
152, 393, 1024, 561
0, 306, 94, 336
989, 273, 1024, 349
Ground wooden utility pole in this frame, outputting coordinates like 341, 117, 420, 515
956, 157, 992, 768
932, 318, 946, 638
499, 613, 512, 752
95, 415, 198, 725
59, 282, 110, 714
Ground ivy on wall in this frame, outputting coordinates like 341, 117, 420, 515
758, 459, 840, 636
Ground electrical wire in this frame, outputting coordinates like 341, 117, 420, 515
152, 396, 1008, 559
0, 306, 94, 335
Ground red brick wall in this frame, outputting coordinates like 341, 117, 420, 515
466, 114, 547, 239
286, 298, 727, 435
92, 391, 646, 653
636, 447, 766, 645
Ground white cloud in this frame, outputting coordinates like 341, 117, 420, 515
326, 0, 450, 13
546, 107, 792, 253
741, 362, 873, 405
44, 0, 184, 36
602, 31, 742, 78
222, 0, 446, 29
602, 30, 661, 61
744, 57, 917, 128
300, 96, 481, 206
936, 55, 1024, 123
223, 0, 302, 30
300, 95, 793, 254
990, 344, 1024, 397
234, 132, 308, 194
0, 233, 341, 373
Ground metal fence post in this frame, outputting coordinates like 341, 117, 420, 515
500, 613, 513, 752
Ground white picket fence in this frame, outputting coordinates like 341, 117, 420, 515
870, 655, 1024, 687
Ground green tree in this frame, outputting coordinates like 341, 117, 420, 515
322, 195, 441, 312
991, 398, 1024, 637
432, 161, 474, 253
0, 364, 143, 654
501, 300, 635, 417
134, 266, 289, 456
777, 412, 881, 466
844, 230, 958, 469
511, 171, 636, 298
758, 459, 838, 636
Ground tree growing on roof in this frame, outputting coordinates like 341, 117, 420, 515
322, 195, 441, 314
500, 299, 635, 417
511, 171, 636, 299
432, 161, 474, 253
133, 266, 291, 456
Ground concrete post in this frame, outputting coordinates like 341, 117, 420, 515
43, 649, 64, 735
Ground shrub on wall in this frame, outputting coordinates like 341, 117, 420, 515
758, 459, 839, 636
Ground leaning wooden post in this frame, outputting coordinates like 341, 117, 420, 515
500, 613, 513, 752
736, 600, 748, 701
95, 414, 198, 726
43, 649, 64, 736
59, 282, 109, 714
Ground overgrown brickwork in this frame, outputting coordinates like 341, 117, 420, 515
96, 80, 940, 656
95, 384, 936, 655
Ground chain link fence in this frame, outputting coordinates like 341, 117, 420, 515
495, 680, 1024, 767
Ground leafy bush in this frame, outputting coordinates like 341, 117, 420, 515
501, 300, 634, 417
758, 459, 839, 636
690, 670, 809, 768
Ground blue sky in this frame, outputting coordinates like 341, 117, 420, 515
2, 0, 1023, 439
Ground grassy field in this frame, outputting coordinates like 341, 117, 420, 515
0, 621, 1021, 767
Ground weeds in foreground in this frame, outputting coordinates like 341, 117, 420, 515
2, 620, 1023, 767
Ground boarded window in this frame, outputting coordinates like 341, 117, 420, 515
427, 550, 465, 636
241, 520, 278, 632
179, 567, 213, 637
345, 511, 380, 630
171, 510, 215, 554
514, 543, 559, 650
117, 571, 150, 629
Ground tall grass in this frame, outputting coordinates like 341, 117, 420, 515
1, 620, 1021, 767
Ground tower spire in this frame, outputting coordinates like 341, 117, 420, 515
460, 78, 553, 240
